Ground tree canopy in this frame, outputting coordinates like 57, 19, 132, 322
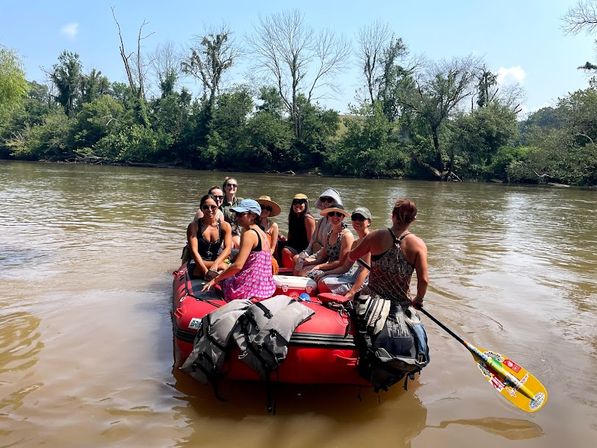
0, 14, 595, 187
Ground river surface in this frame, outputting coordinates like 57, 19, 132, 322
0, 160, 595, 448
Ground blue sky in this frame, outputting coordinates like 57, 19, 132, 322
1, 0, 594, 114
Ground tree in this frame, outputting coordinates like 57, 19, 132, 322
249, 10, 350, 139
181, 28, 238, 110
449, 103, 518, 179
563, 1, 597, 72
80, 69, 110, 104
476, 67, 498, 108
0, 47, 29, 121
111, 7, 153, 126
406, 57, 478, 179
151, 42, 181, 97
357, 21, 394, 104
49, 50, 82, 116
377, 38, 413, 122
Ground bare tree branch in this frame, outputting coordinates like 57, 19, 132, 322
357, 21, 393, 104
248, 10, 350, 138
563, 0, 597, 34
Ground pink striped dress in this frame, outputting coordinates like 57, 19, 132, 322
222, 229, 276, 301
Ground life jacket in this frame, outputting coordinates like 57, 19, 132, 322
232, 295, 314, 378
354, 293, 430, 392
180, 299, 252, 384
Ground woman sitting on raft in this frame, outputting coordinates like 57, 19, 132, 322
296, 204, 354, 281
278, 194, 316, 269
187, 194, 232, 280
257, 195, 281, 257
318, 207, 372, 298
202, 199, 276, 301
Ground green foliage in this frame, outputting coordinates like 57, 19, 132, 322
329, 103, 407, 177
7, 109, 73, 160
1, 45, 595, 186
50, 51, 83, 116
0, 47, 29, 122
449, 103, 518, 179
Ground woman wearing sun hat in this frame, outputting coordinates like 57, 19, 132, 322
319, 207, 372, 297
304, 187, 343, 255
257, 195, 282, 274
257, 195, 281, 255
202, 199, 276, 300
297, 204, 354, 280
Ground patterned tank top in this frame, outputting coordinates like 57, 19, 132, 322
325, 225, 348, 262
363, 228, 414, 307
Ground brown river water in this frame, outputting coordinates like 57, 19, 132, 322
0, 161, 595, 447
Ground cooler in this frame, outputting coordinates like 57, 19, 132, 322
273, 275, 317, 298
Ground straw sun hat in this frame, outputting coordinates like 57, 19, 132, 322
257, 195, 281, 217
320, 204, 350, 218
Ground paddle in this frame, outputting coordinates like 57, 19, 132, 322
356, 258, 548, 413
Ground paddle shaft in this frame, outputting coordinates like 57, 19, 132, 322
355, 258, 538, 402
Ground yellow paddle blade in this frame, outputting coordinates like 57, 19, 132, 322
471, 345, 548, 413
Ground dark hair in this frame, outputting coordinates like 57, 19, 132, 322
208, 185, 222, 195
392, 198, 417, 225
200, 194, 217, 207
288, 199, 310, 239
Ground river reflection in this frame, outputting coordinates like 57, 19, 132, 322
0, 161, 595, 448
431, 417, 544, 440
171, 368, 427, 447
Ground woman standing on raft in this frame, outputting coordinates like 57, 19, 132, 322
349, 198, 428, 308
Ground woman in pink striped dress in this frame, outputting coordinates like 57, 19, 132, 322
202, 199, 275, 301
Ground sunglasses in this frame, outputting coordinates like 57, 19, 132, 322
351, 214, 366, 221
320, 196, 334, 202
226, 183, 237, 188
235, 211, 248, 217
213, 195, 224, 201
328, 211, 345, 218
292, 200, 306, 205
201, 204, 218, 211
262, 206, 273, 212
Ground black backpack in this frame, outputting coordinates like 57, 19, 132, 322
355, 295, 430, 391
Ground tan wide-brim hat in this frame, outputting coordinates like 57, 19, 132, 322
320, 204, 350, 218
257, 195, 281, 217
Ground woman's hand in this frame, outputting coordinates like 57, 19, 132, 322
205, 268, 218, 280
412, 296, 424, 309
201, 279, 216, 292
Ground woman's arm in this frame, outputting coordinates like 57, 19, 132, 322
303, 214, 317, 251
322, 237, 360, 276
316, 230, 354, 272
407, 236, 429, 308
344, 252, 371, 299
187, 221, 208, 276
269, 222, 279, 255
202, 228, 257, 291
209, 221, 233, 271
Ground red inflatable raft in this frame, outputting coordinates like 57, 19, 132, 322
172, 262, 368, 385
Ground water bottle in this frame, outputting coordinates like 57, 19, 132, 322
298, 292, 311, 302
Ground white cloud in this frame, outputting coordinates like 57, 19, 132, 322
60, 22, 79, 39
497, 66, 526, 85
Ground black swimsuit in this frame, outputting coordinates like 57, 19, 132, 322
197, 221, 224, 261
